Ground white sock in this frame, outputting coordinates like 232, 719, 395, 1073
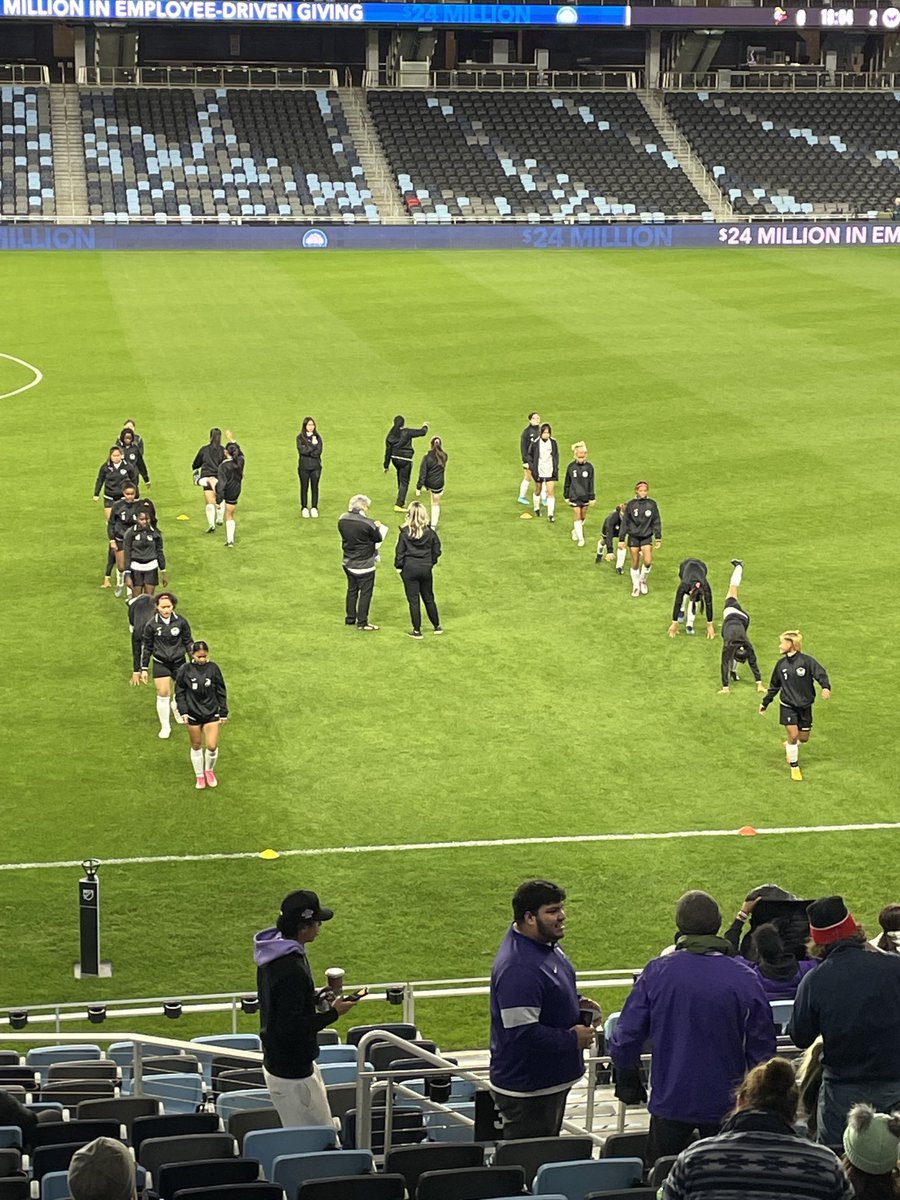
205, 747, 219, 772
547, 496, 556, 518
431, 506, 440, 529
225, 518, 236, 544
573, 519, 583, 540
156, 695, 171, 734
630, 568, 640, 588
730, 564, 743, 588
785, 741, 799, 766
205, 503, 216, 528
216, 502, 225, 524
533, 492, 541, 513
615, 546, 627, 570
640, 564, 651, 580
170, 697, 181, 720
190, 748, 204, 777
518, 478, 529, 499
686, 608, 695, 632
116, 569, 124, 586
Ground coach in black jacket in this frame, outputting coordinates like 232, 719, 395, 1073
254, 890, 360, 1129
338, 495, 388, 631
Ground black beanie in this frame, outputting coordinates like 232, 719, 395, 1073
676, 890, 722, 935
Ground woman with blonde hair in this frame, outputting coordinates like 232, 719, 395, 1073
395, 501, 442, 639
563, 441, 595, 547
416, 435, 447, 529
759, 630, 832, 782
662, 1057, 853, 1200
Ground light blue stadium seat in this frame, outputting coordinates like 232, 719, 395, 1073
534, 1157, 644, 1199
272, 1149, 374, 1195
0, 1127, 23, 1149
424, 1102, 475, 1142
317, 1046, 357, 1065
27, 1046, 102, 1084
216, 1089, 273, 1123
40, 1171, 72, 1200
244, 1126, 337, 1180
130, 1071, 203, 1114
318, 1063, 360, 1086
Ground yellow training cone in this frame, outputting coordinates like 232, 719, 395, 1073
258, 848, 280, 860
519, 512, 534, 520
176, 514, 190, 521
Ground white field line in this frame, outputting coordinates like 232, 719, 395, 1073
0, 353, 43, 400
2, 822, 899, 874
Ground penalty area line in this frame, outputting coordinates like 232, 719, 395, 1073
1, 821, 899, 874
0, 353, 43, 400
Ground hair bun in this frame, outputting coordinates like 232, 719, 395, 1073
762, 1057, 796, 1090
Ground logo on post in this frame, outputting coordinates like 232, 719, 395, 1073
82, 889, 95, 901
556, 5, 579, 22
302, 229, 329, 249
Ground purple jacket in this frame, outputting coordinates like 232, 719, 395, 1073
609, 948, 776, 1124
751, 957, 817, 1002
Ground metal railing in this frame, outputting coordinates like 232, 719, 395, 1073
77, 65, 339, 87
0, 64, 51, 84
360, 66, 644, 90
661, 69, 900, 90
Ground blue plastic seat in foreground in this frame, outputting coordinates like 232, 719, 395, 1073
244, 1126, 336, 1180
534, 1157, 644, 1199
272, 1149, 374, 1195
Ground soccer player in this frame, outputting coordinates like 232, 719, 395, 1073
175, 641, 228, 790
395, 500, 442, 638
216, 441, 244, 548
619, 481, 661, 596
123, 508, 166, 597
563, 441, 595, 546
106, 481, 139, 595
127, 591, 156, 681
718, 560, 765, 695
93, 446, 138, 521
518, 411, 541, 505
416, 435, 447, 530
192, 427, 232, 532
759, 630, 832, 781
527, 423, 559, 522
668, 558, 715, 638
296, 417, 323, 519
383, 415, 429, 511
596, 503, 627, 571
116, 426, 150, 488
138, 592, 193, 739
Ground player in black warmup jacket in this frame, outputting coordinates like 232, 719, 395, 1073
128, 592, 157, 678
175, 641, 228, 791
192, 427, 232, 533
139, 592, 193, 739
105, 481, 139, 595
759, 630, 832, 781
527, 423, 560, 522
296, 417, 323, 519
116, 427, 150, 487
518, 411, 541, 506
384, 415, 429, 511
668, 558, 715, 638
123, 509, 167, 596
395, 501, 442, 638
717, 560, 765, 695
416, 436, 447, 529
94, 447, 139, 520
216, 441, 244, 548
596, 503, 627, 571
619, 481, 661, 596
563, 441, 595, 547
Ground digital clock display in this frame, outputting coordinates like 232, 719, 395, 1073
792, 5, 900, 26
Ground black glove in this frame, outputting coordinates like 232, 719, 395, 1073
613, 1065, 648, 1105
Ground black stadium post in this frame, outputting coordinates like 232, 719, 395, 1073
74, 859, 112, 979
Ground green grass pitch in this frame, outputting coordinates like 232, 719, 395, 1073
1, 246, 899, 1050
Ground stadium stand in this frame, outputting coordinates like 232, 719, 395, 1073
665, 90, 900, 216
0, 84, 54, 217
367, 89, 707, 222
78, 87, 378, 222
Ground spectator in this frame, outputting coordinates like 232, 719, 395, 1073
748, 922, 817, 1001
68, 1137, 136, 1200
841, 1103, 900, 1199
871, 906, 900, 954
662, 1057, 853, 1200
489, 878, 599, 1139
254, 889, 361, 1127
723, 882, 812, 960
609, 889, 776, 1163
788, 896, 900, 1146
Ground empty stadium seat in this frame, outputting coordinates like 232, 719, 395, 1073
0, 84, 55, 216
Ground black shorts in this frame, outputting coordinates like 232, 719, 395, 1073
152, 659, 183, 680
628, 535, 653, 548
186, 714, 221, 727
220, 489, 241, 505
780, 704, 813, 730
536, 475, 557, 484
567, 498, 591, 508
129, 566, 159, 586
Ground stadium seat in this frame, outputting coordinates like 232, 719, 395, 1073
384, 1142, 484, 1194
494, 1137, 595, 1187
416, 1165, 527, 1200
584, 1191, 657, 1199
599, 1131, 648, 1167
76, 1095, 161, 1135
422, 1104, 474, 1143
131, 1112, 220, 1156
346, 1024, 417, 1047
342, 1107, 427, 1151
156, 1156, 261, 1200
216, 1090, 273, 1124
271, 1149, 374, 1195
533, 1158, 644, 1199
0, 86, 55, 216
0, 1178, 29, 1200
227, 1107, 281, 1150
646, 1155, 677, 1189
31, 1121, 120, 1151
317, 1046, 359, 1065
243, 1126, 337, 1180
138, 1133, 237, 1178
26, 1047, 102, 1084
0, 1129, 23, 1150
0, 1150, 21, 1176
131, 1072, 204, 1113
173, 1186, 283, 1200
296, 1176, 406, 1200
37, 1171, 71, 1200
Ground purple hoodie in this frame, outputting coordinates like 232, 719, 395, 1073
254, 927, 304, 965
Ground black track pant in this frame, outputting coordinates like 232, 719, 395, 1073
393, 459, 412, 506
299, 467, 321, 510
105, 545, 116, 575
402, 563, 439, 632
344, 567, 375, 626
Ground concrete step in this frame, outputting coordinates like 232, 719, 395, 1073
338, 87, 407, 222
638, 90, 733, 221
49, 83, 88, 220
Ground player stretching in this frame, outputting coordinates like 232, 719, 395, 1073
563, 442, 595, 546
759, 630, 831, 781
717, 560, 765, 694
596, 503, 626, 570
518, 411, 541, 505
667, 558, 715, 638
620, 482, 661, 596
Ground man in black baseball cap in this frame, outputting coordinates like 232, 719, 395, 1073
253, 889, 360, 1127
